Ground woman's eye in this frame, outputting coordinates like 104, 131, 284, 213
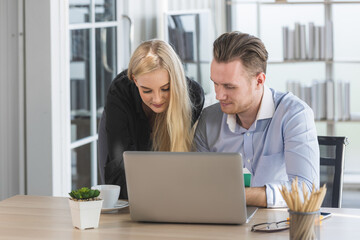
143, 90, 152, 93
161, 87, 170, 92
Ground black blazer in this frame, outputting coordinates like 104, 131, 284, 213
100, 70, 205, 199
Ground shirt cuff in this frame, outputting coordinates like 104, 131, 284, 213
265, 183, 288, 208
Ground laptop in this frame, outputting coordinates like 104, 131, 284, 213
123, 151, 257, 224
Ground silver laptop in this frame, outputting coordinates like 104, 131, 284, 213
123, 151, 257, 224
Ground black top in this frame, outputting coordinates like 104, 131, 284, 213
104, 70, 205, 199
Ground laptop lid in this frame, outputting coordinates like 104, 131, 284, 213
124, 151, 254, 224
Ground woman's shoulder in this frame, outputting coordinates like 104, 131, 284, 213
187, 77, 204, 105
186, 77, 205, 124
187, 77, 202, 92
108, 70, 136, 96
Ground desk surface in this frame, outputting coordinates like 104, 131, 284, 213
1, 195, 359, 240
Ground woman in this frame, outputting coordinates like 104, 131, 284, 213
100, 39, 204, 199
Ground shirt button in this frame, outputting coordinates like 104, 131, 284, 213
246, 133, 250, 136
247, 159, 250, 163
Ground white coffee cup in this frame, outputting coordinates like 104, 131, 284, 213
91, 184, 120, 209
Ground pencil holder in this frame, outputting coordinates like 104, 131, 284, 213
289, 210, 320, 240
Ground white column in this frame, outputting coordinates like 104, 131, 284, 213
24, 0, 70, 197
0, 0, 24, 201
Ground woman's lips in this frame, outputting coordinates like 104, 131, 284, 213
152, 103, 164, 108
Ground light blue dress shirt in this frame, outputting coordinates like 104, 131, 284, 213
194, 86, 319, 208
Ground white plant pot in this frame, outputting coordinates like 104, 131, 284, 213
68, 199, 103, 230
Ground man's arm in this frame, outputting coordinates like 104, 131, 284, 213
245, 187, 267, 207
265, 101, 319, 208
194, 109, 210, 152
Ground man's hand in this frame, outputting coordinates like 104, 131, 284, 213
245, 186, 267, 207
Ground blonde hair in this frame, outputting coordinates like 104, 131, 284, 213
127, 40, 193, 152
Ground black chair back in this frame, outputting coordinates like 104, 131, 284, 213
318, 136, 347, 208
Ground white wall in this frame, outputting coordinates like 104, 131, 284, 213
0, 0, 24, 201
24, 0, 69, 196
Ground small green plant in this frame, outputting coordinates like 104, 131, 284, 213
69, 187, 100, 201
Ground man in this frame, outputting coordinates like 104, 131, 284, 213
194, 32, 319, 208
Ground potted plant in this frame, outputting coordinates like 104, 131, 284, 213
68, 187, 103, 230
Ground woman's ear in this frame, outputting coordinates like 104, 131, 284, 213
132, 74, 139, 87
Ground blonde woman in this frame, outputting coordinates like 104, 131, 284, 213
99, 40, 204, 199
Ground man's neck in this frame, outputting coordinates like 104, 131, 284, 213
236, 88, 264, 130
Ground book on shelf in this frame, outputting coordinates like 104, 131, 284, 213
325, 20, 333, 60
300, 85, 312, 108
294, 22, 301, 60
314, 26, 321, 60
282, 26, 288, 60
311, 80, 319, 120
287, 80, 301, 98
308, 22, 315, 60
343, 82, 351, 121
350, 112, 360, 121
286, 79, 350, 121
317, 81, 326, 120
287, 29, 295, 60
282, 22, 333, 61
335, 81, 343, 121
335, 81, 351, 121
320, 26, 326, 60
326, 80, 334, 120
300, 24, 307, 60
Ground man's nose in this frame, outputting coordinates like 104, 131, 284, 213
215, 87, 226, 101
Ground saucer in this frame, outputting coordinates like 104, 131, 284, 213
101, 200, 129, 213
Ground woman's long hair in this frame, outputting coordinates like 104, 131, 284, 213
127, 40, 193, 152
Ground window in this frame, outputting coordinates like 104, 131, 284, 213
69, 0, 119, 189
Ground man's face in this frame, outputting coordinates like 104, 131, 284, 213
210, 59, 259, 115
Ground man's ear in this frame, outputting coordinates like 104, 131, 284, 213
256, 72, 266, 87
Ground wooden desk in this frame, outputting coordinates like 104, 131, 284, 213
1, 195, 359, 240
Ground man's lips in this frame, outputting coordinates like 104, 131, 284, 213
220, 102, 231, 107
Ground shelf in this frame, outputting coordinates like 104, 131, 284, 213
227, 0, 360, 5
183, 60, 211, 64
316, 119, 360, 123
268, 60, 360, 64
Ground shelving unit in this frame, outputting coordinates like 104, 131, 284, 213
164, 9, 215, 102
226, 0, 360, 136
226, 0, 360, 184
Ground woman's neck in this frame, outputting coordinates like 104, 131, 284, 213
142, 102, 155, 128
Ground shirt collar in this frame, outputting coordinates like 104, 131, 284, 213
257, 84, 275, 120
226, 85, 275, 133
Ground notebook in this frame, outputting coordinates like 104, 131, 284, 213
123, 151, 257, 224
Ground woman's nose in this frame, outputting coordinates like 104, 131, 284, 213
152, 91, 162, 103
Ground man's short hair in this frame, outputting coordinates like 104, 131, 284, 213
213, 31, 268, 76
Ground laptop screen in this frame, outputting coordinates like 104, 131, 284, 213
124, 151, 252, 224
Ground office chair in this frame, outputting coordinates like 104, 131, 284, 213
318, 136, 347, 208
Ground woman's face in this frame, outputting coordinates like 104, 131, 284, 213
134, 68, 170, 114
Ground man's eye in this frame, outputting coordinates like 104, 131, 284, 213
225, 86, 235, 89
